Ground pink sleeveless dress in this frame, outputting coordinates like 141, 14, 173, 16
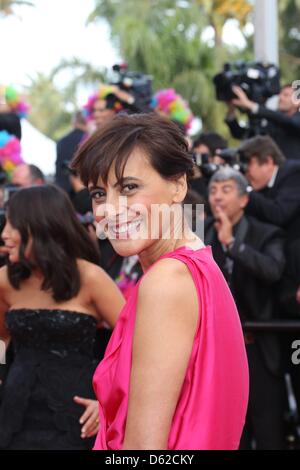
93, 246, 249, 450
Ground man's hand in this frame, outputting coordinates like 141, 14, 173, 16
214, 207, 234, 247
226, 101, 237, 119
111, 85, 134, 105
74, 396, 100, 439
232, 86, 257, 113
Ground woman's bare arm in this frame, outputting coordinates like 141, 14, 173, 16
123, 258, 199, 450
87, 264, 125, 328
0, 267, 11, 344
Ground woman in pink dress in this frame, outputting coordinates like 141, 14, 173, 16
71, 113, 249, 450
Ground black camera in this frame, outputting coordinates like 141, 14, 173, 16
193, 148, 247, 178
61, 160, 77, 177
110, 64, 153, 112
213, 61, 280, 104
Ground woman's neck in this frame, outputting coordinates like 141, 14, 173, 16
138, 229, 203, 272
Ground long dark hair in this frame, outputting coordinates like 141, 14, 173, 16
6, 184, 100, 302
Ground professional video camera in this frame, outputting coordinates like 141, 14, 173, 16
193, 147, 247, 178
213, 61, 280, 104
110, 63, 153, 112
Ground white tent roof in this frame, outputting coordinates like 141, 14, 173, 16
21, 119, 56, 177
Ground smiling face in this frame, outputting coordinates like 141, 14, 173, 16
1, 218, 32, 264
88, 148, 188, 257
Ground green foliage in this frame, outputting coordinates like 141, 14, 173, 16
279, 0, 300, 83
0, 0, 33, 16
87, 0, 253, 135
25, 61, 109, 141
25, 72, 72, 141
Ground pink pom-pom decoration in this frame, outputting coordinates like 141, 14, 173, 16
0, 130, 24, 180
83, 84, 123, 121
151, 88, 194, 131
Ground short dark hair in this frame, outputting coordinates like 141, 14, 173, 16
239, 135, 286, 166
71, 113, 194, 187
193, 132, 227, 155
28, 164, 45, 183
281, 84, 293, 91
6, 184, 100, 302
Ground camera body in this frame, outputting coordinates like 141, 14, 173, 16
193, 148, 247, 178
213, 61, 280, 104
111, 64, 153, 112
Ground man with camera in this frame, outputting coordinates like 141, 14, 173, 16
205, 167, 286, 449
225, 84, 300, 160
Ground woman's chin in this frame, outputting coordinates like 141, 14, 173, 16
110, 238, 146, 258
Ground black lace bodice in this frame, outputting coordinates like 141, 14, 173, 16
0, 309, 99, 450
5, 308, 98, 358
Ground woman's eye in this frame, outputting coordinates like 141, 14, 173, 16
121, 184, 138, 194
90, 191, 105, 202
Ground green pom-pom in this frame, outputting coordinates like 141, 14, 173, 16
5, 86, 18, 103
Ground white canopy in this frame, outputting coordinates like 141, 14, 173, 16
21, 119, 56, 177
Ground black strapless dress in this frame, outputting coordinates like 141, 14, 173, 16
0, 309, 99, 450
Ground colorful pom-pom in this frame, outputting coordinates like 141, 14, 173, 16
83, 84, 123, 121
1, 85, 30, 118
0, 130, 24, 180
151, 88, 194, 131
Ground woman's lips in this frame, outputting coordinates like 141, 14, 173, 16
108, 219, 142, 237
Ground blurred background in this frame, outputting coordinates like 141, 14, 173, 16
1, 0, 299, 176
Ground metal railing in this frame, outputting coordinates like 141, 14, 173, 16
243, 321, 300, 332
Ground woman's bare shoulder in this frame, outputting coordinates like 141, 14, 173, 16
139, 257, 194, 299
77, 259, 110, 282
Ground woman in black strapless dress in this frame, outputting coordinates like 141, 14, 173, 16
0, 185, 124, 450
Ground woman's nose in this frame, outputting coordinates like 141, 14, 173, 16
105, 193, 128, 220
1, 226, 9, 241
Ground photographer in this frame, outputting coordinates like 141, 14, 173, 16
84, 77, 152, 133
240, 136, 300, 248
189, 132, 228, 202
226, 84, 300, 160
205, 167, 286, 449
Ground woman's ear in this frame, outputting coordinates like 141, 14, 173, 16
172, 174, 188, 203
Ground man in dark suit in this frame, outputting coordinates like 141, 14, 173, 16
240, 135, 300, 421
225, 84, 300, 160
55, 111, 87, 194
205, 167, 286, 449
240, 135, 300, 246
240, 136, 300, 308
